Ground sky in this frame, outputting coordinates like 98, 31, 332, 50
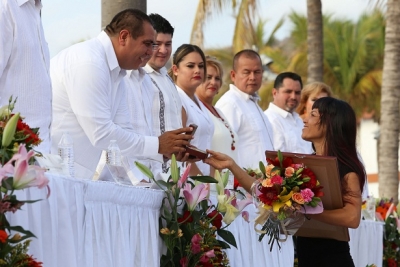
42, 0, 376, 57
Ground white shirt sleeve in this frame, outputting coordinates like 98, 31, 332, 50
64, 62, 161, 161
0, 6, 13, 79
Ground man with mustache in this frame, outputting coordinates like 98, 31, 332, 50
216, 49, 274, 170
264, 72, 312, 153
50, 9, 192, 179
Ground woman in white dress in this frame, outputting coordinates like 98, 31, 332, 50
195, 56, 238, 187
169, 44, 214, 176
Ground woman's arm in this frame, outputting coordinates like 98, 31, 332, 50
205, 150, 256, 192
308, 172, 362, 228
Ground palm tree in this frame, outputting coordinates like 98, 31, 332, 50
190, 0, 259, 51
101, 0, 146, 29
378, 0, 400, 202
306, 0, 323, 83
288, 10, 385, 118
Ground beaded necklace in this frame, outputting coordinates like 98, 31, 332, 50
200, 100, 236, 151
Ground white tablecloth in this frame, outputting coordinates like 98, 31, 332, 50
6, 174, 384, 267
7, 174, 164, 267
349, 220, 384, 267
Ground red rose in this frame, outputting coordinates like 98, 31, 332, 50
207, 210, 223, 229
0, 229, 7, 243
178, 210, 193, 224
387, 258, 397, 267
233, 177, 241, 190
300, 168, 317, 189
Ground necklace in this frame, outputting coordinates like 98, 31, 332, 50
200, 100, 236, 151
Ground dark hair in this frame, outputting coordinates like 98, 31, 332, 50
274, 72, 303, 90
232, 49, 262, 71
105, 9, 153, 39
148, 13, 174, 37
168, 44, 207, 82
313, 97, 366, 193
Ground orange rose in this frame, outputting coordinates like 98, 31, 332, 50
262, 178, 273, 187
292, 192, 305, 204
265, 164, 275, 178
0, 230, 8, 243
285, 167, 295, 178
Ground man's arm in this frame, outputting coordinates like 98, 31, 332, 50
0, 6, 13, 78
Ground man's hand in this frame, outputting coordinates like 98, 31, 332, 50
158, 127, 193, 157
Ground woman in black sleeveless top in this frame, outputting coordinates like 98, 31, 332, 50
204, 97, 366, 267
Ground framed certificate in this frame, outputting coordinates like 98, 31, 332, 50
265, 150, 350, 242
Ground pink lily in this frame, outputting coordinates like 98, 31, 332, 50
0, 145, 49, 194
183, 183, 209, 211
177, 163, 191, 188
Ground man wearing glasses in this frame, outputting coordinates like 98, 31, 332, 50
50, 9, 192, 179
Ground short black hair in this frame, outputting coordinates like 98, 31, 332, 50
105, 9, 153, 39
148, 13, 174, 37
273, 72, 303, 89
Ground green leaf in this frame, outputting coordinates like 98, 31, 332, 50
216, 239, 231, 249
170, 154, 179, 183
8, 225, 36, 239
259, 161, 266, 177
302, 177, 310, 182
1, 177, 13, 191
217, 228, 237, 248
277, 150, 283, 168
190, 176, 218, 183
163, 206, 172, 222
134, 161, 154, 180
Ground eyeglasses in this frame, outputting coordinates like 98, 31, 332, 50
143, 41, 159, 51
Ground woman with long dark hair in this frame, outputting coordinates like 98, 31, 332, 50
205, 97, 365, 267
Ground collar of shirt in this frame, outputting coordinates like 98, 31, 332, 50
127, 67, 146, 83
97, 31, 125, 80
268, 102, 293, 119
229, 84, 260, 102
143, 64, 160, 75
17, 0, 42, 8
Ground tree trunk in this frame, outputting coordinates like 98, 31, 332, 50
378, 0, 400, 203
101, 0, 146, 30
190, 0, 206, 49
306, 0, 323, 83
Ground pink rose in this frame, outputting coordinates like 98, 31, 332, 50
191, 233, 202, 254
300, 188, 314, 203
292, 192, 305, 204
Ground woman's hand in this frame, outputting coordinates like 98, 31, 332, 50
204, 150, 234, 170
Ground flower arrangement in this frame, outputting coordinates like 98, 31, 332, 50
0, 96, 48, 266
135, 156, 251, 267
252, 151, 324, 250
369, 198, 400, 267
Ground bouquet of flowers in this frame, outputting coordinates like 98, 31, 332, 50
136, 156, 251, 267
0, 96, 49, 266
252, 151, 324, 250
369, 198, 400, 267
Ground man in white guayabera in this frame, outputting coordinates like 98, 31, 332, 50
143, 13, 183, 177
0, 0, 52, 153
50, 9, 192, 179
216, 49, 274, 170
264, 72, 313, 154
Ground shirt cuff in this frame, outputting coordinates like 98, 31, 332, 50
143, 136, 163, 162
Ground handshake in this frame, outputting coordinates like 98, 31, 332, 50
157, 124, 208, 161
